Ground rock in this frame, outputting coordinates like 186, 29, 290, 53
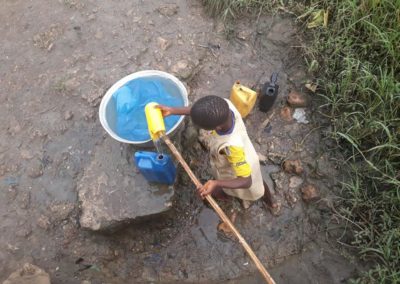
282, 159, 304, 175
170, 59, 197, 80
280, 106, 293, 122
78, 138, 174, 231
27, 159, 43, 178
289, 176, 303, 188
293, 108, 309, 124
3, 263, 50, 284
301, 184, 320, 202
49, 202, 75, 223
37, 215, 51, 230
64, 110, 73, 120
157, 37, 171, 51
157, 4, 179, 17
287, 91, 308, 108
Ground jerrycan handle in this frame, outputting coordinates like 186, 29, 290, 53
235, 81, 251, 102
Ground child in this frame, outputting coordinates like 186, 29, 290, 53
158, 95, 278, 213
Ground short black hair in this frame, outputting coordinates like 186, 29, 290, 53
190, 96, 230, 130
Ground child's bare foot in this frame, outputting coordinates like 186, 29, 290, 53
241, 200, 252, 210
263, 199, 281, 216
262, 181, 281, 216
217, 212, 237, 240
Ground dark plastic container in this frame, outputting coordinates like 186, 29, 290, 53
259, 72, 279, 112
134, 151, 176, 185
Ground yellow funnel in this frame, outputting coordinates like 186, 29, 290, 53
145, 102, 166, 141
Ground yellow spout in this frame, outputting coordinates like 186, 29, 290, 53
145, 102, 166, 141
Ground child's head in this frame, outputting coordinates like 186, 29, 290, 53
190, 95, 230, 130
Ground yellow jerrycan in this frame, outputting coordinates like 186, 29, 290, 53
145, 102, 166, 141
229, 81, 257, 118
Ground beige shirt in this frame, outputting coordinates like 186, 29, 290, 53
202, 99, 264, 201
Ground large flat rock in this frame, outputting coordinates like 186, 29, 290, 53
78, 137, 174, 231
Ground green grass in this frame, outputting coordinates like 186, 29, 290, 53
202, 0, 400, 282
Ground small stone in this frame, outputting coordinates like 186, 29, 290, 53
37, 215, 51, 230
289, 176, 303, 188
64, 110, 74, 120
27, 159, 43, 178
237, 29, 252, 40
157, 4, 179, 17
3, 263, 50, 284
64, 77, 80, 92
20, 149, 34, 160
287, 91, 308, 108
301, 184, 320, 202
157, 37, 171, 51
95, 30, 103, 39
283, 159, 304, 175
88, 14, 96, 21
81, 281, 91, 284
280, 106, 293, 122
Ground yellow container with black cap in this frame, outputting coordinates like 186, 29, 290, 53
145, 102, 166, 141
230, 81, 257, 118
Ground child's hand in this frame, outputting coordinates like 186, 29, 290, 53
198, 180, 219, 199
156, 105, 173, 117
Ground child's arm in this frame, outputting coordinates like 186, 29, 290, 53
198, 176, 252, 199
198, 145, 253, 198
157, 105, 191, 117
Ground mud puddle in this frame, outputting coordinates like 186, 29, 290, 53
0, 0, 362, 283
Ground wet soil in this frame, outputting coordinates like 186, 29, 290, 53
1, 0, 361, 283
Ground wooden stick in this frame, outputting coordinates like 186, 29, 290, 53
162, 135, 276, 284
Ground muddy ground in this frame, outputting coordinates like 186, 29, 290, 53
1, 0, 362, 283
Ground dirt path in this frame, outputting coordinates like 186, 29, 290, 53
1, 0, 360, 283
